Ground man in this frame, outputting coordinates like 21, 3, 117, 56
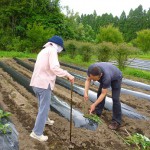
30, 35, 74, 142
84, 62, 122, 130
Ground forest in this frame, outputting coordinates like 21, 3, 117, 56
0, 0, 150, 53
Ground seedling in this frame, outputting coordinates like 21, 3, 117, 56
83, 114, 103, 124
125, 133, 150, 149
0, 123, 12, 134
0, 109, 12, 134
0, 109, 11, 119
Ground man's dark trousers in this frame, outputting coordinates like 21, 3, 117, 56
95, 78, 122, 124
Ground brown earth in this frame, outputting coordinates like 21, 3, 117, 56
0, 58, 150, 150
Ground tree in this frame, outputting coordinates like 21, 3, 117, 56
0, 0, 66, 51
124, 5, 147, 42
133, 29, 150, 53
96, 24, 124, 44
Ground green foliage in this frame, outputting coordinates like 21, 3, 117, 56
123, 67, 150, 80
0, 109, 11, 119
0, 23, 56, 53
125, 133, 150, 149
0, 109, 12, 134
96, 24, 124, 44
0, 0, 150, 48
134, 51, 150, 60
59, 54, 93, 68
84, 114, 103, 124
25, 23, 55, 53
122, 5, 148, 42
65, 42, 77, 59
5, 36, 22, 52
0, 28, 12, 50
79, 43, 93, 62
0, 123, 12, 134
132, 29, 150, 53
114, 43, 139, 70
96, 42, 115, 62
0, 50, 37, 58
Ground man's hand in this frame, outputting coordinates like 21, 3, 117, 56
89, 103, 96, 114
84, 92, 88, 101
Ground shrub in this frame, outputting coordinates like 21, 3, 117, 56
26, 23, 55, 53
96, 42, 115, 62
79, 43, 93, 62
65, 42, 77, 59
96, 24, 124, 44
114, 43, 139, 70
132, 29, 150, 53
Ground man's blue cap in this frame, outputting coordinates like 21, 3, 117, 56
48, 35, 65, 51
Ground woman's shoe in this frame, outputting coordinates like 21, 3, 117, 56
30, 131, 48, 142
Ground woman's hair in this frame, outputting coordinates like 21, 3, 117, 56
87, 65, 102, 76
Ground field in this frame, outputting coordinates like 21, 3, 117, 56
0, 58, 150, 150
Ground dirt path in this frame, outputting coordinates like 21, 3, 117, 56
0, 58, 150, 150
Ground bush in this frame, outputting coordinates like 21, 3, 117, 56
65, 42, 77, 58
79, 43, 93, 62
26, 23, 55, 53
96, 24, 124, 44
132, 29, 150, 53
114, 43, 138, 70
0, 28, 12, 50
6, 37, 22, 51
96, 42, 115, 62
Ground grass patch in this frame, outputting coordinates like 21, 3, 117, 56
0, 50, 37, 58
59, 54, 95, 68
131, 51, 150, 60
122, 67, 150, 81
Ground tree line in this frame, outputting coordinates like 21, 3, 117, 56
0, 0, 150, 53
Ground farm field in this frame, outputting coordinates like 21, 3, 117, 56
0, 58, 150, 150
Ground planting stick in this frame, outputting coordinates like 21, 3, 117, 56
70, 83, 73, 142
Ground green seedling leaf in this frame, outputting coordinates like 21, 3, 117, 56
3, 112, 11, 118
0, 123, 12, 134
83, 114, 103, 124
125, 133, 150, 149
0, 109, 11, 119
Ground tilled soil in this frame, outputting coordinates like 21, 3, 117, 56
0, 58, 150, 150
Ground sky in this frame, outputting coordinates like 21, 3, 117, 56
60, 0, 150, 17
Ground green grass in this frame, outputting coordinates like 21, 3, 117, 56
131, 51, 150, 60
59, 54, 95, 68
0, 50, 37, 58
122, 67, 150, 82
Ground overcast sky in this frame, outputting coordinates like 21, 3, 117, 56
60, 0, 150, 17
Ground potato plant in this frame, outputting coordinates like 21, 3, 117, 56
0, 109, 12, 134
125, 133, 150, 149
83, 114, 103, 124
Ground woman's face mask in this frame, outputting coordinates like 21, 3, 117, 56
57, 45, 63, 53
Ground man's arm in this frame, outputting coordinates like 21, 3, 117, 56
90, 88, 108, 113
84, 77, 91, 101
